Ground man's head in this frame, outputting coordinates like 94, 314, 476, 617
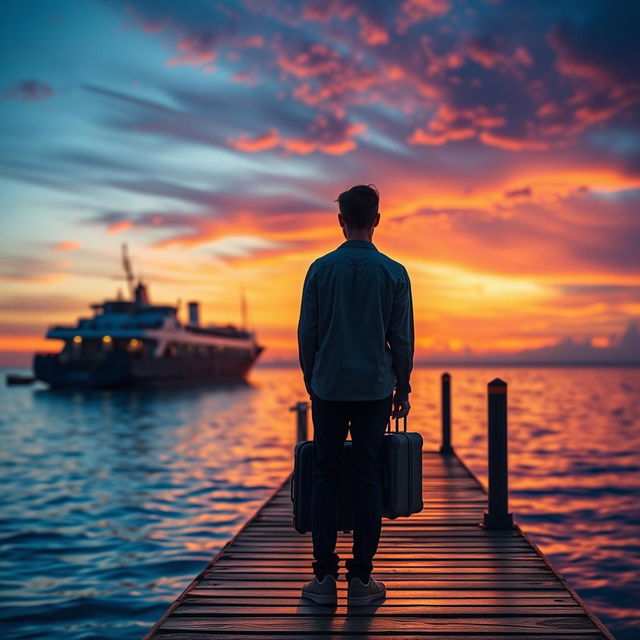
336, 184, 380, 238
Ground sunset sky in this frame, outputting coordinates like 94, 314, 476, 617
1, 0, 639, 364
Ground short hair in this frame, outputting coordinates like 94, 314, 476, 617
335, 184, 379, 230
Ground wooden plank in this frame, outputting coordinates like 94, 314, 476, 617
198, 573, 561, 591
173, 604, 586, 616
155, 614, 599, 634
183, 595, 577, 604
154, 634, 606, 640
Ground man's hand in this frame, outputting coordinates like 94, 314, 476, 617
391, 391, 411, 419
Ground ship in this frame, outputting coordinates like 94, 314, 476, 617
33, 246, 264, 389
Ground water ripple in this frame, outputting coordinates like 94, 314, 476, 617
1, 366, 638, 639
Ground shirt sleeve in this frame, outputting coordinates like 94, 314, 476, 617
387, 266, 414, 398
297, 263, 319, 396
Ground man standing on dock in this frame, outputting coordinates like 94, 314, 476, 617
297, 184, 414, 605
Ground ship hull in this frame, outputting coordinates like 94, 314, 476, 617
33, 348, 263, 390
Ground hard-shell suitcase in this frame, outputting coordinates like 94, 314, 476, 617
292, 439, 355, 534
291, 416, 424, 533
382, 416, 424, 519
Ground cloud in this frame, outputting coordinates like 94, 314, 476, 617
408, 104, 505, 146
2, 80, 53, 101
53, 241, 82, 252
396, 0, 450, 33
547, 3, 640, 134
464, 35, 533, 73
207, 235, 283, 258
478, 130, 551, 151
504, 186, 532, 198
0, 255, 70, 284
0, 294, 86, 314
166, 33, 218, 69
415, 322, 640, 365
228, 114, 366, 155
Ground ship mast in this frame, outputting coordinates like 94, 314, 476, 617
121, 244, 135, 300
240, 286, 248, 331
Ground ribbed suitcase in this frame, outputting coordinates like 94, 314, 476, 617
382, 416, 424, 519
291, 416, 423, 533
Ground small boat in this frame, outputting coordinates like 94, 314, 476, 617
33, 246, 264, 389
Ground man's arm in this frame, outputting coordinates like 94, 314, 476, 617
297, 264, 319, 396
387, 266, 414, 417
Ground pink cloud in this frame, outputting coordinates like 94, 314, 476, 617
397, 0, 450, 33
242, 35, 264, 48
166, 34, 217, 68
276, 43, 341, 78
231, 70, 260, 86
301, 0, 387, 46
465, 38, 533, 73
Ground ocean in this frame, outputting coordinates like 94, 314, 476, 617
1, 366, 638, 639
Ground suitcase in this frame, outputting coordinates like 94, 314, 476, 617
382, 416, 424, 519
291, 416, 423, 534
292, 439, 355, 534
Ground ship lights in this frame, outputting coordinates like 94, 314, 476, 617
102, 335, 113, 344
128, 338, 141, 350
72, 336, 82, 344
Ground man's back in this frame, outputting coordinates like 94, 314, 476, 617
297, 183, 413, 605
298, 238, 414, 402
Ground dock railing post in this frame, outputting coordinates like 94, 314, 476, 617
290, 401, 309, 443
483, 378, 514, 529
440, 372, 453, 454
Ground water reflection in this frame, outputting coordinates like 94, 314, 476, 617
0, 366, 638, 639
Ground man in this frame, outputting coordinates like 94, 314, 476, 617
297, 184, 414, 606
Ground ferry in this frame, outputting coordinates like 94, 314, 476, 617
33, 246, 264, 389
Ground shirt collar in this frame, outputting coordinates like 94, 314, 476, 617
338, 239, 378, 251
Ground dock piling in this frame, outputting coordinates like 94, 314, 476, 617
290, 401, 309, 442
483, 377, 514, 529
439, 372, 453, 454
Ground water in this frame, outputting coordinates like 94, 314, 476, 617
1, 366, 638, 639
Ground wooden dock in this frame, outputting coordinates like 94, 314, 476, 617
144, 449, 614, 639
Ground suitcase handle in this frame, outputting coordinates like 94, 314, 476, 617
386, 415, 407, 433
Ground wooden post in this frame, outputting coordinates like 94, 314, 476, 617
483, 378, 514, 529
440, 372, 453, 454
290, 401, 309, 443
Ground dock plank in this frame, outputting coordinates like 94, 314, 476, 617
144, 451, 614, 639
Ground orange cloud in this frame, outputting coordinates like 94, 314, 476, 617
478, 130, 551, 151
54, 241, 82, 252
227, 118, 366, 155
107, 220, 133, 233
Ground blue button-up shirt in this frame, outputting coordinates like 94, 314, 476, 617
297, 239, 414, 401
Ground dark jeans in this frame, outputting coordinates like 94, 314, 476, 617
310, 391, 392, 582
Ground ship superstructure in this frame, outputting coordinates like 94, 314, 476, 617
33, 247, 264, 389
